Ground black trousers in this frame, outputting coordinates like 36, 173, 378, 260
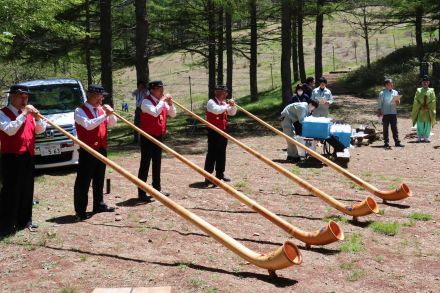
0, 152, 34, 236
73, 148, 107, 214
138, 135, 163, 196
204, 129, 228, 178
133, 107, 141, 143
382, 114, 400, 144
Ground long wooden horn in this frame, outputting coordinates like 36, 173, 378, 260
113, 112, 343, 248
38, 113, 301, 274
173, 100, 379, 221
235, 104, 412, 203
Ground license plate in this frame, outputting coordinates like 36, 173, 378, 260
40, 145, 62, 156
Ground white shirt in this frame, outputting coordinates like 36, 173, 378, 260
74, 102, 117, 131
206, 98, 237, 116
0, 104, 46, 136
141, 95, 177, 118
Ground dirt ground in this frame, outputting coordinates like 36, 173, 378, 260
1, 95, 439, 293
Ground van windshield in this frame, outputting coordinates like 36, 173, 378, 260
28, 83, 85, 115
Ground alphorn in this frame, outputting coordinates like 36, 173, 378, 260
173, 100, 379, 221
38, 113, 302, 275
113, 112, 343, 247
235, 104, 412, 203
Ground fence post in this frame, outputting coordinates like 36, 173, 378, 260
188, 76, 193, 111
332, 46, 335, 71
270, 63, 274, 90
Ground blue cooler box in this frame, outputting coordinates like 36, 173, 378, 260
302, 119, 331, 139
331, 131, 351, 148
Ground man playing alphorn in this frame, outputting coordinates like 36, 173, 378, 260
0, 85, 46, 237
73, 85, 117, 221
137, 80, 176, 202
203, 85, 237, 184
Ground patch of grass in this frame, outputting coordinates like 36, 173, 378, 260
348, 181, 364, 191
59, 289, 79, 293
323, 215, 348, 223
190, 279, 203, 288
403, 219, 416, 227
177, 262, 191, 271
401, 239, 409, 247
361, 171, 372, 177
205, 288, 219, 293
374, 255, 384, 263
369, 221, 400, 236
408, 212, 433, 221
340, 233, 364, 253
291, 165, 301, 175
378, 208, 386, 216
79, 255, 88, 262
233, 180, 247, 189
339, 262, 355, 270
348, 270, 366, 282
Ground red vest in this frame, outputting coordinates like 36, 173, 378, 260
206, 98, 227, 131
75, 105, 108, 150
140, 96, 167, 137
0, 107, 36, 155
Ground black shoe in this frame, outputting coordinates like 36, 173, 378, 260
384, 143, 390, 148
75, 213, 88, 222
26, 223, 38, 232
424, 139, 431, 143
32, 199, 39, 205
216, 176, 231, 182
395, 143, 405, 147
160, 191, 170, 197
138, 195, 153, 202
92, 204, 115, 213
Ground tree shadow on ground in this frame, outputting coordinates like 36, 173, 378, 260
188, 206, 322, 221
84, 222, 283, 247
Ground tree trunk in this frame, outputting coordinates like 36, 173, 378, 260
135, 0, 148, 83
281, 0, 292, 106
363, 10, 371, 68
85, 0, 93, 86
225, 8, 233, 97
315, 0, 324, 81
297, 0, 306, 82
207, 0, 216, 99
291, 5, 299, 82
100, 0, 113, 107
415, 5, 424, 63
249, 0, 258, 101
217, 7, 224, 85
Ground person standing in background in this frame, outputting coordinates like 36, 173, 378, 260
411, 75, 436, 143
378, 79, 405, 148
311, 76, 333, 117
132, 80, 148, 143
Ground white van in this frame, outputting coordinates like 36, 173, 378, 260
12, 78, 87, 169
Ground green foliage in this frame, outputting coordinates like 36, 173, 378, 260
340, 41, 440, 100
340, 233, 364, 253
408, 212, 433, 221
323, 215, 349, 223
369, 221, 401, 236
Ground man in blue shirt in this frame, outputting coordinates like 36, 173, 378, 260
311, 76, 333, 117
378, 79, 404, 148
